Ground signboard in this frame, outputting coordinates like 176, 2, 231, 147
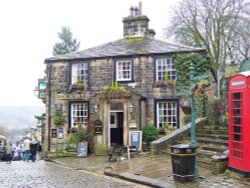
78, 142, 88, 157
38, 92, 46, 99
231, 80, 245, 86
57, 128, 64, 139
38, 80, 46, 90
56, 92, 89, 100
129, 131, 142, 150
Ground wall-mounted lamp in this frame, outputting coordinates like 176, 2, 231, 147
94, 105, 99, 113
129, 104, 135, 113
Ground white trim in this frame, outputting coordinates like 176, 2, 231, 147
116, 60, 132, 81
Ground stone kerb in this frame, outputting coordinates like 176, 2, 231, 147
151, 118, 207, 155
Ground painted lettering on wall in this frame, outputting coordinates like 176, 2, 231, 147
56, 92, 89, 100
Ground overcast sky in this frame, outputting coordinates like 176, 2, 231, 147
0, 0, 179, 106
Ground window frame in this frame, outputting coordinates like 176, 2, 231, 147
115, 59, 133, 82
155, 99, 179, 129
155, 57, 176, 81
51, 129, 57, 138
69, 101, 89, 129
70, 61, 89, 85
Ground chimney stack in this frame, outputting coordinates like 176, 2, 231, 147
123, 2, 153, 38
138, 2, 142, 15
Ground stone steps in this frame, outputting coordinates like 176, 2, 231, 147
196, 136, 228, 147
197, 133, 228, 141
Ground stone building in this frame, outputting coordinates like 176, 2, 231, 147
44, 5, 205, 153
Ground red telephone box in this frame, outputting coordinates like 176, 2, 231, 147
228, 71, 250, 177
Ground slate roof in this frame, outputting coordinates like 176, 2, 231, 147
45, 37, 205, 62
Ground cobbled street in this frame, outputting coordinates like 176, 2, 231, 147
0, 160, 148, 188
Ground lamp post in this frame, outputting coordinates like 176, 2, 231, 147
189, 63, 198, 178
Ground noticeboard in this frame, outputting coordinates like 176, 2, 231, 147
78, 142, 88, 157
129, 131, 142, 150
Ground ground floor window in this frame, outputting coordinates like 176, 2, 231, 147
71, 102, 88, 127
51, 129, 57, 138
156, 100, 178, 128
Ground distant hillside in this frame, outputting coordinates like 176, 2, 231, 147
0, 106, 45, 131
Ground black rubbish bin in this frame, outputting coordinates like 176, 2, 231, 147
170, 144, 197, 183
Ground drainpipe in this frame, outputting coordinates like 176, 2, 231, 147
47, 64, 52, 151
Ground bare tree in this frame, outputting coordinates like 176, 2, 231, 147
165, 0, 249, 84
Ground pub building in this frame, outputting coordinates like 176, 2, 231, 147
44, 4, 205, 153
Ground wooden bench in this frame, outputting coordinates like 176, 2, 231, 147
108, 146, 138, 161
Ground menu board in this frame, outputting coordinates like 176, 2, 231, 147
129, 131, 142, 150
78, 142, 88, 157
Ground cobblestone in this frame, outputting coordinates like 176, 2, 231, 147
0, 160, 148, 188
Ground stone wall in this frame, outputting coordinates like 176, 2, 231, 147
45, 55, 179, 151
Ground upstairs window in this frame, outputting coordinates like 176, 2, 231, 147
71, 103, 88, 127
116, 60, 132, 81
156, 58, 175, 81
71, 63, 88, 84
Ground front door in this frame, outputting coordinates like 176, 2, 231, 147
109, 103, 124, 147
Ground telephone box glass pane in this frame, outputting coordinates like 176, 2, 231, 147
233, 118, 241, 125
233, 93, 241, 100
233, 101, 241, 108
233, 109, 241, 116
234, 134, 241, 141
233, 126, 241, 133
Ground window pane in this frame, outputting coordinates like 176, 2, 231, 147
71, 103, 88, 127
71, 63, 88, 84
157, 101, 177, 129
156, 58, 175, 81
116, 60, 132, 81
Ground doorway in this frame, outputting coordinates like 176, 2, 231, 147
109, 103, 124, 147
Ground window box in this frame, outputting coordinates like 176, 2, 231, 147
70, 126, 79, 133
154, 80, 176, 88
69, 82, 88, 91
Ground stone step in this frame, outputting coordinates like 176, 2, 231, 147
196, 133, 228, 141
196, 149, 217, 161
196, 129, 228, 135
199, 144, 228, 154
196, 137, 228, 147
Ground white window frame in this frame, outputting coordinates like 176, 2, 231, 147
156, 58, 175, 81
156, 101, 177, 129
71, 103, 88, 128
71, 63, 88, 84
116, 60, 132, 81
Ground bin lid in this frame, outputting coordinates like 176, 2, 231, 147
170, 144, 197, 149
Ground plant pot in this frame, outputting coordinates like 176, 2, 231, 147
181, 106, 191, 115
70, 127, 79, 133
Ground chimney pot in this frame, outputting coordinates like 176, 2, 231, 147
134, 7, 139, 15
130, 6, 134, 16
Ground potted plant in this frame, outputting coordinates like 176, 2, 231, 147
53, 110, 66, 126
142, 124, 158, 151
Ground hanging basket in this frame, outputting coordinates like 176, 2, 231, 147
181, 105, 191, 115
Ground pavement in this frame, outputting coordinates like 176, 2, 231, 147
49, 153, 250, 188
